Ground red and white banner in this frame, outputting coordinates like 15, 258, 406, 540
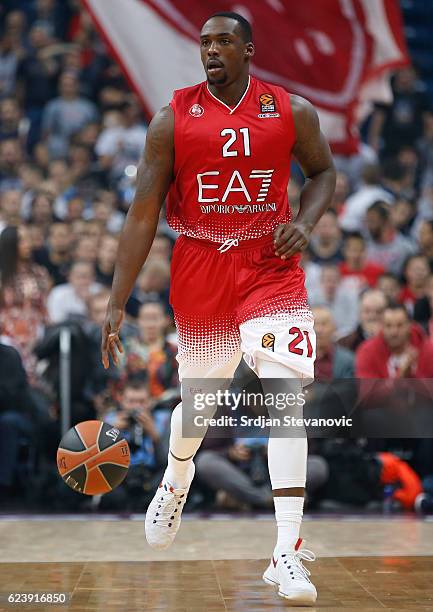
83, 0, 409, 154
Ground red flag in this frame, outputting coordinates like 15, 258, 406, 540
83, 0, 409, 154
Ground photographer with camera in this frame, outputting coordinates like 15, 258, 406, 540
101, 376, 171, 511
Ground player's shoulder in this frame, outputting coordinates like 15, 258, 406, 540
171, 81, 205, 103
252, 76, 291, 102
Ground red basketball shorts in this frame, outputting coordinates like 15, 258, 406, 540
169, 234, 315, 382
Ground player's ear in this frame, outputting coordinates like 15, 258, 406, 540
245, 42, 255, 60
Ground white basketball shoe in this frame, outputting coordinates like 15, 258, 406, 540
145, 463, 195, 550
263, 538, 317, 605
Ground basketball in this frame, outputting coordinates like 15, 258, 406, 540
57, 420, 130, 495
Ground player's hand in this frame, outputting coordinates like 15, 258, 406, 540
101, 303, 124, 369
274, 222, 311, 259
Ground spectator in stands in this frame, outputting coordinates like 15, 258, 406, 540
308, 264, 360, 338
28, 190, 57, 236
330, 171, 350, 214
413, 275, 433, 335
102, 377, 170, 511
33, 221, 72, 285
87, 196, 124, 233
390, 196, 416, 237
368, 66, 432, 157
0, 341, 35, 503
134, 259, 171, 313
47, 260, 101, 323
377, 272, 402, 304
73, 235, 98, 266
308, 209, 343, 265
48, 158, 73, 218
0, 31, 18, 97
42, 71, 98, 157
16, 22, 60, 149
20, 162, 43, 217
418, 112, 433, 191
381, 158, 415, 200
0, 97, 26, 144
0, 225, 50, 382
339, 289, 387, 352
95, 96, 147, 183
0, 138, 23, 191
356, 303, 433, 378
417, 220, 433, 269
339, 232, 384, 288
65, 196, 85, 223
313, 306, 355, 380
365, 200, 416, 275
0, 189, 22, 230
147, 232, 173, 262
195, 436, 273, 511
399, 254, 431, 313
120, 300, 178, 400
95, 233, 118, 287
339, 163, 394, 232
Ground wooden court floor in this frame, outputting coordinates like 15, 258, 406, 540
1, 516, 433, 611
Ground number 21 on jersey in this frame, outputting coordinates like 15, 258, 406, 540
221, 128, 251, 157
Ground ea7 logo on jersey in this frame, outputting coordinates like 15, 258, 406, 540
189, 103, 204, 117
197, 169, 275, 204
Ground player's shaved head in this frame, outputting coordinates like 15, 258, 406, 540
200, 13, 254, 88
205, 12, 253, 42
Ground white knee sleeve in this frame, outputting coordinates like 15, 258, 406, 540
255, 357, 308, 490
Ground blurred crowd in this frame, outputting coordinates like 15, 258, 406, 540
1, 1, 433, 515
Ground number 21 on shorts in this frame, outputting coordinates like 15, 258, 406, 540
288, 327, 314, 358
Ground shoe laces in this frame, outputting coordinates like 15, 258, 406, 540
152, 483, 187, 528
280, 548, 315, 581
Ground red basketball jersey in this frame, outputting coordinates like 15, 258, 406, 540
167, 76, 296, 243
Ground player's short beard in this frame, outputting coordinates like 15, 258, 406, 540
207, 72, 227, 86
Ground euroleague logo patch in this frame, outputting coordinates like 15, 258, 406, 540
189, 103, 204, 117
258, 93, 280, 118
261, 332, 275, 351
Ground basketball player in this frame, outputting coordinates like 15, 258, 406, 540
102, 12, 335, 605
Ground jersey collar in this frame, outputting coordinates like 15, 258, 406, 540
205, 76, 251, 114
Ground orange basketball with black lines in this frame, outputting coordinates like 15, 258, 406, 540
261, 332, 275, 349
259, 93, 274, 106
57, 420, 130, 495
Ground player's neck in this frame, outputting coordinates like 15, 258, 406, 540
207, 73, 250, 108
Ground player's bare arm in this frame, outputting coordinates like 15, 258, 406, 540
274, 95, 336, 259
101, 105, 174, 369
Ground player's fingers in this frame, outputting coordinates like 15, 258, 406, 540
108, 332, 121, 365
276, 231, 301, 255
114, 335, 124, 354
275, 231, 296, 254
274, 226, 294, 248
101, 327, 110, 369
273, 224, 286, 244
282, 238, 308, 258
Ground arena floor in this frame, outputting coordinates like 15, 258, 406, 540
1, 515, 433, 611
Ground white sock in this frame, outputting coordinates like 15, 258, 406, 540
164, 449, 195, 489
273, 496, 304, 553
162, 401, 201, 488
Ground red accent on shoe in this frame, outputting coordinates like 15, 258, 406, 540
272, 555, 278, 568
169, 486, 174, 493
295, 538, 303, 551
158, 483, 163, 488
